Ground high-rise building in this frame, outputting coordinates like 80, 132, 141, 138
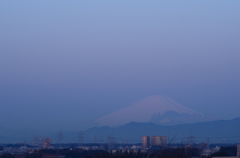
42, 138, 52, 149
237, 144, 240, 158
142, 136, 150, 149
151, 136, 167, 147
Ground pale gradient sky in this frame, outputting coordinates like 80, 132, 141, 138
1, 1, 240, 130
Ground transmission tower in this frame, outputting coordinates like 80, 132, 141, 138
32, 135, 42, 148
94, 137, 98, 143
108, 135, 115, 150
187, 134, 196, 146
125, 139, 129, 144
207, 137, 210, 149
98, 137, 104, 149
78, 131, 84, 147
58, 131, 63, 148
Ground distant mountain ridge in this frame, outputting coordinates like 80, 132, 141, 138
96, 95, 213, 126
1, 117, 240, 143
85, 117, 240, 143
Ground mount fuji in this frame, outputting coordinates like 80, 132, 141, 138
96, 95, 214, 127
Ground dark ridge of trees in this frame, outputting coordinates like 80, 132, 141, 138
211, 151, 230, 157
148, 147, 200, 158
210, 146, 237, 157
0, 147, 201, 158
220, 146, 237, 156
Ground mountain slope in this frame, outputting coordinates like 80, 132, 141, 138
96, 95, 212, 126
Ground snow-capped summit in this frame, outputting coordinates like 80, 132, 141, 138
96, 95, 213, 127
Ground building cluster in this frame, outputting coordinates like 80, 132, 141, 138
201, 146, 220, 157
1, 134, 240, 158
42, 138, 53, 149
142, 136, 167, 149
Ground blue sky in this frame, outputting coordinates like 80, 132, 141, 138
1, 1, 240, 130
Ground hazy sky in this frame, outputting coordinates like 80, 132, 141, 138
1, 1, 240, 131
